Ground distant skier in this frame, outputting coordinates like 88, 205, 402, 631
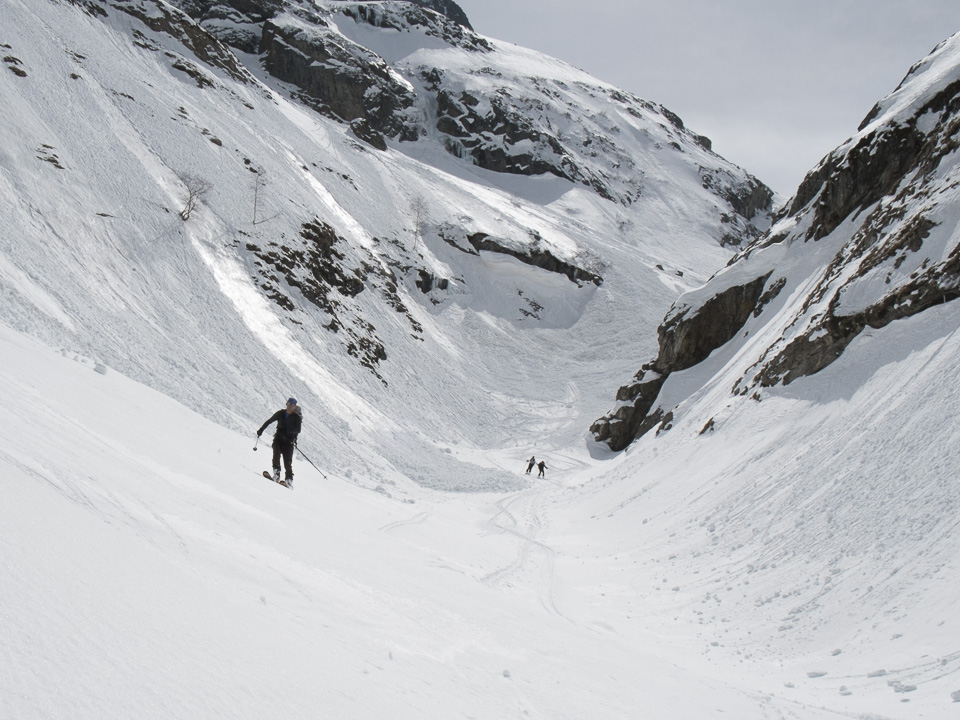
525, 456, 536, 474
537, 460, 547, 478
257, 397, 302, 488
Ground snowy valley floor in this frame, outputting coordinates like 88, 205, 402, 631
2, 311, 959, 719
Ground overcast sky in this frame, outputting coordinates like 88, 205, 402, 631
457, 0, 959, 197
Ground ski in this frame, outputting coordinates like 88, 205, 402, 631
261, 470, 290, 488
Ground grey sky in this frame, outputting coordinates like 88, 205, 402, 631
457, 0, 959, 196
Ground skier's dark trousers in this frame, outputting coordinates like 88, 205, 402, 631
257, 398, 302, 485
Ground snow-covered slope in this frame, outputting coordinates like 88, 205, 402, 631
5, 264, 960, 718
566, 298, 960, 717
0, 0, 771, 492
6, 294, 960, 718
4, 1, 960, 717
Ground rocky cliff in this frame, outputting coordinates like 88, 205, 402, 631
592, 33, 960, 451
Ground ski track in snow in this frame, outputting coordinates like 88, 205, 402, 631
378, 511, 430, 534
481, 484, 568, 622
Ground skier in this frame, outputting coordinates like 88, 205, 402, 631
525, 455, 536, 474
537, 460, 547, 478
257, 397, 302, 488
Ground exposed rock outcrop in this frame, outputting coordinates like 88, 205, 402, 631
408, 0, 472, 29
245, 218, 427, 383
466, 233, 603, 288
112, 0, 261, 85
425, 72, 773, 221
259, 12, 420, 146
591, 273, 777, 450
431, 83, 597, 192
172, 0, 284, 53
340, 2, 483, 49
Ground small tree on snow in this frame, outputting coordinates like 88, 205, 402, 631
411, 195, 429, 249
249, 165, 279, 225
252, 166, 267, 225
179, 173, 212, 221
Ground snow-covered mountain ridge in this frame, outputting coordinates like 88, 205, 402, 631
592, 31, 960, 451
202, 0, 773, 214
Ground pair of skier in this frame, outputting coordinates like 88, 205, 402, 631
257, 398, 302, 488
525, 455, 547, 478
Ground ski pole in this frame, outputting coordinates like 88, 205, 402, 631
253, 435, 260, 451
296, 445, 328, 479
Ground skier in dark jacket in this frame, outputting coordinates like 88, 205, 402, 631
537, 460, 547, 478
258, 398, 302, 487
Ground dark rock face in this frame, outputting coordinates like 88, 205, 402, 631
466, 233, 603, 288
590, 370, 667, 450
246, 219, 365, 318
246, 219, 430, 383
112, 0, 259, 84
421, 68, 774, 225
349, 118, 389, 151
656, 274, 773, 374
787, 75, 960, 241
340, 2, 485, 49
408, 0, 473, 29
751, 73, 960, 388
701, 170, 773, 222
590, 273, 777, 451
787, 124, 926, 242
260, 15, 419, 145
426, 62, 633, 199
753, 216, 957, 389
172, 0, 284, 53
433, 85, 590, 190
176, 0, 283, 17
415, 269, 448, 295
64, 0, 108, 18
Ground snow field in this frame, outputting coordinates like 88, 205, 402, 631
0, 325, 783, 718
4, 292, 960, 718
